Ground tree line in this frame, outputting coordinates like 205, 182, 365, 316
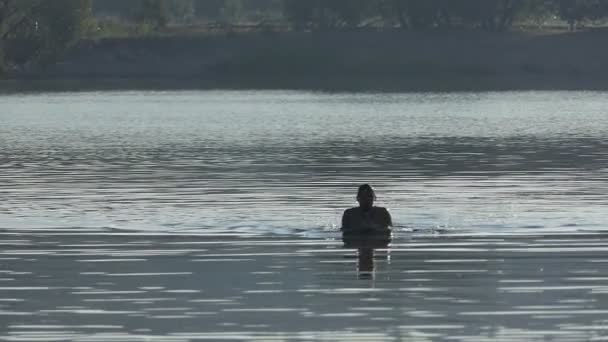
91, 0, 608, 30
1, 0, 91, 74
2, 0, 608, 75
282, 0, 608, 31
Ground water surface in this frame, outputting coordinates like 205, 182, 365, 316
1, 90, 607, 235
1, 90, 608, 341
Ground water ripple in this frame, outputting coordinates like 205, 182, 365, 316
1, 91, 607, 236
0, 232, 607, 340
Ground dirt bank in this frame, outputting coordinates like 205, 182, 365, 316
5, 30, 608, 92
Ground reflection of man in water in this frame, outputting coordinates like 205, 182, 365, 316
341, 184, 393, 235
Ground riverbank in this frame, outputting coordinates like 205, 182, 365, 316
3, 29, 608, 92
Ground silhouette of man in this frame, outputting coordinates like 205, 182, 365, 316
341, 184, 392, 236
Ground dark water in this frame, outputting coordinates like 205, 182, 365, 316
1, 90, 608, 340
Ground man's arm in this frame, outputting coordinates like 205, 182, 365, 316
384, 208, 393, 227
341, 210, 350, 231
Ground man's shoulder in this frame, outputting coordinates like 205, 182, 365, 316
374, 207, 392, 222
343, 207, 359, 216
345, 207, 389, 214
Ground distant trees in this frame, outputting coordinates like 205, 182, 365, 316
450, 0, 523, 31
518, 0, 557, 28
89, 0, 608, 32
288, 0, 530, 31
4, 0, 607, 75
192, 0, 225, 19
0, 0, 92, 74
137, 0, 169, 30
283, 0, 381, 30
556, 0, 608, 30
91, 0, 135, 17
93, 0, 195, 26
0, 1, 39, 73
283, 0, 608, 31
167, 0, 196, 22
144, 0, 197, 26
93, 0, 279, 24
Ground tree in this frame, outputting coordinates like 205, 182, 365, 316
390, 0, 409, 28
555, 0, 604, 30
36, 0, 93, 58
96, 0, 194, 25
283, 0, 314, 29
324, 0, 369, 28
193, 0, 224, 19
403, 0, 447, 29
0, 0, 91, 74
1, 0, 38, 72
436, 0, 523, 31
283, 0, 371, 30
220, 0, 244, 22
92, 0, 138, 17
519, 0, 557, 28
167, 0, 195, 23
138, 0, 169, 30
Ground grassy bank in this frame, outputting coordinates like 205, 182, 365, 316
4, 29, 608, 92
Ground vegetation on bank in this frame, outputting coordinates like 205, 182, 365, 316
0, 0, 92, 75
2, 0, 608, 77
91, 0, 608, 31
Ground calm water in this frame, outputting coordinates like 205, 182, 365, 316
1, 90, 607, 236
1, 90, 608, 341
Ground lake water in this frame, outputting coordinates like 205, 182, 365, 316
1, 90, 608, 341
1, 90, 607, 236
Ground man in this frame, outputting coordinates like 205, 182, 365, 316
341, 184, 393, 235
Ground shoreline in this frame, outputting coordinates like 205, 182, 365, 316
3, 74, 608, 93
3, 30, 608, 93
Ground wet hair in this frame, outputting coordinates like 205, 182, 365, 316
357, 184, 376, 200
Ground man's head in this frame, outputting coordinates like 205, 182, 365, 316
357, 184, 376, 210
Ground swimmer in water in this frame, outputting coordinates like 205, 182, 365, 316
341, 184, 392, 235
